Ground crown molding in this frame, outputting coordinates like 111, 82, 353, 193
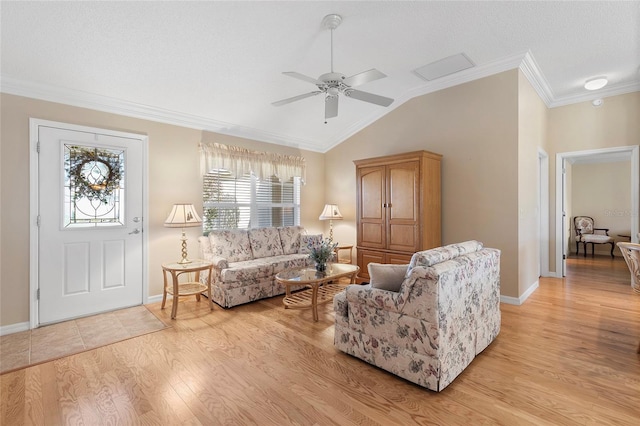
519, 51, 554, 107
548, 80, 640, 108
0, 76, 324, 153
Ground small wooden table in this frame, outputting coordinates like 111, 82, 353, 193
334, 245, 354, 264
276, 263, 359, 321
161, 260, 213, 319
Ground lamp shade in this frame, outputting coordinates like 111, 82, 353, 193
319, 204, 343, 220
164, 204, 202, 228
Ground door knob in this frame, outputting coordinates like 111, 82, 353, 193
129, 228, 141, 235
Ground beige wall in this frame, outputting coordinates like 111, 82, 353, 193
570, 161, 631, 255
547, 92, 640, 272
517, 71, 548, 294
2, 77, 638, 328
0, 93, 324, 327
325, 70, 521, 297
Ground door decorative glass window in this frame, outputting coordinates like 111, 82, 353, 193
64, 144, 125, 227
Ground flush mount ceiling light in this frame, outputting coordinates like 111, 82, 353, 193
584, 77, 608, 91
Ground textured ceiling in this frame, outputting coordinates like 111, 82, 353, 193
2, 1, 639, 152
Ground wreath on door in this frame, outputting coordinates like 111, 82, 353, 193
66, 146, 123, 204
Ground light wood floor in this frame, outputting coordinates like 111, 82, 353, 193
2, 256, 639, 425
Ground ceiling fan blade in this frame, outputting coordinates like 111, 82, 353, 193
325, 95, 338, 119
343, 69, 387, 87
282, 71, 323, 86
345, 89, 394, 107
272, 91, 322, 106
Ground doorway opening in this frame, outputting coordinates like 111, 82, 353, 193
555, 146, 639, 277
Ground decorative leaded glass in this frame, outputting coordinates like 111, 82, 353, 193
63, 144, 125, 227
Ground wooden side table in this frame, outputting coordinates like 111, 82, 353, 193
334, 245, 354, 264
161, 260, 213, 319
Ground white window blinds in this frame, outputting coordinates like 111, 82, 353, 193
200, 143, 304, 232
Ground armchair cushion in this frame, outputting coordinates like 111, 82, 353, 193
575, 216, 594, 234
368, 263, 409, 292
407, 240, 483, 273
582, 234, 613, 243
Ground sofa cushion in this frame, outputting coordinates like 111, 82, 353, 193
368, 263, 409, 292
278, 226, 305, 255
269, 253, 310, 273
220, 259, 273, 283
248, 227, 284, 258
208, 229, 253, 262
299, 234, 323, 254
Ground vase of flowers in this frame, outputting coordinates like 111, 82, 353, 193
308, 238, 338, 272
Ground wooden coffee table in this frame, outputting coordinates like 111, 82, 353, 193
276, 263, 359, 321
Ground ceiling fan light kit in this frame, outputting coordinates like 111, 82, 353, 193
272, 13, 394, 122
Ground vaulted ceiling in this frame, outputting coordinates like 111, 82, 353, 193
2, 1, 639, 152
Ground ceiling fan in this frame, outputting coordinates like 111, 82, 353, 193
272, 14, 394, 122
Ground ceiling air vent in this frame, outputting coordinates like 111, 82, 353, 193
414, 53, 475, 81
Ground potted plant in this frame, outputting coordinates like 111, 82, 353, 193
308, 238, 338, 272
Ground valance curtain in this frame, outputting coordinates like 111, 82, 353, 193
199, 142, 306, 183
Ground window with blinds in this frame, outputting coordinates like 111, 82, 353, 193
203, 169, 301, 233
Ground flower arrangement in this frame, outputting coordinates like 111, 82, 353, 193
308, 237, 338, 271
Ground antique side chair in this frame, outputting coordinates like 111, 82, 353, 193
573, 216, 615, 258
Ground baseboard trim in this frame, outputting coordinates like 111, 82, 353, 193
0, 321, 30, 336
147, 294, 164, 304
500, 280, 539, 306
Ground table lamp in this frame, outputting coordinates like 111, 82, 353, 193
319, 204, 343, 241
164, 203, 202, 264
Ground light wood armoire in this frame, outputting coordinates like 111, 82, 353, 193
354, 150, 442, 281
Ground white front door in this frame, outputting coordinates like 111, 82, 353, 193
36, 123, 145, 325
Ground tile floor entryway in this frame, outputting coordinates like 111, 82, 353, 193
0, 305, 168, 374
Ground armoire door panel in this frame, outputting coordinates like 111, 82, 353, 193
386, 252, 414, 265
360, 222, 385, 248
388, 162, 419, 221
360, 167, 385, 220
388, 224, 418, 252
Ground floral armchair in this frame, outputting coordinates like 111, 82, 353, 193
574, 216, 615, 257
333, 241, 501, 391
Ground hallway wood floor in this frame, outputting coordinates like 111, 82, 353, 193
2, 256, 639, 425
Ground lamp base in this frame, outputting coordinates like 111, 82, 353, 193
177, 230, 192, 264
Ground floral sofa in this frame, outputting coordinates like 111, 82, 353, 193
198, 226, 319, 307
333, 240, 501, 392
